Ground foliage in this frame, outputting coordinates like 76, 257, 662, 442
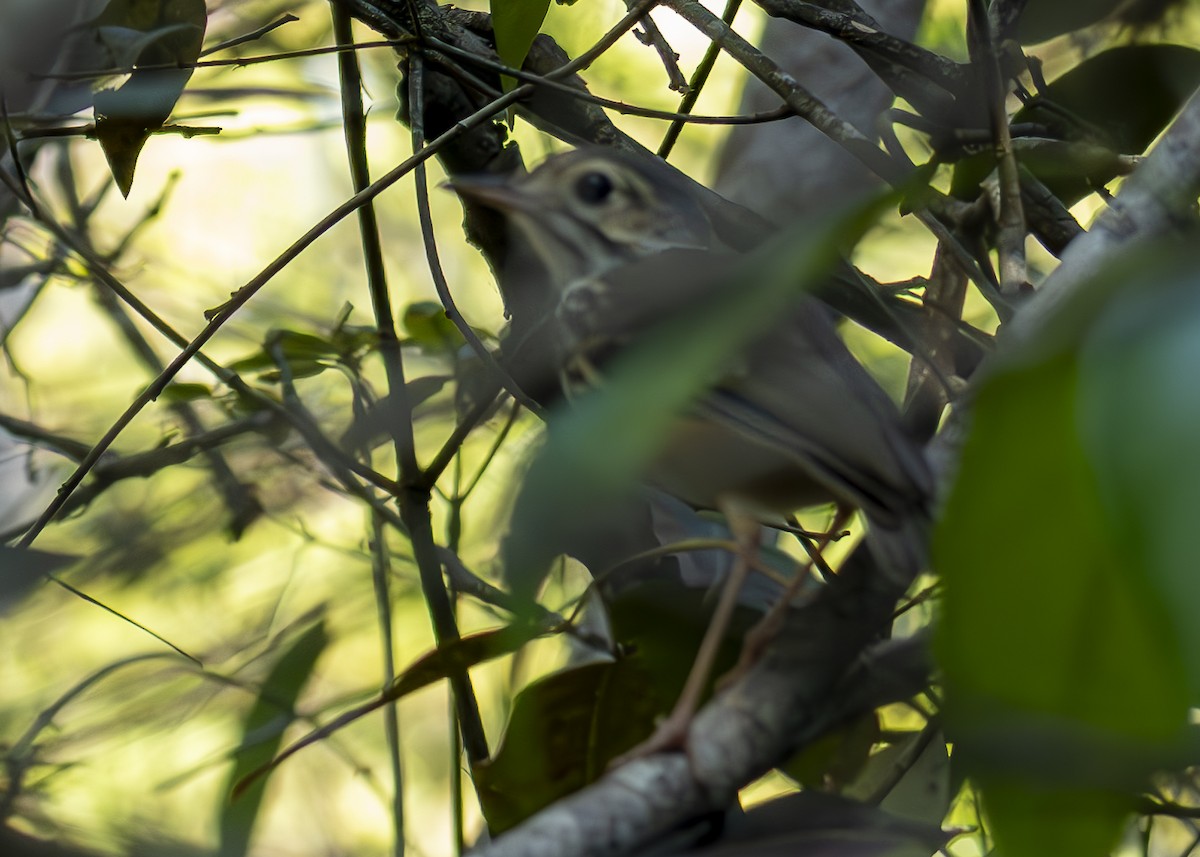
3, 0, 1200, 856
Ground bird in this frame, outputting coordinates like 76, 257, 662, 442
450, 147, 933, 758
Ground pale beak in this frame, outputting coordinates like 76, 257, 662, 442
445, 175, 538, 215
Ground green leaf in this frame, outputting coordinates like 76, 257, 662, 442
951, 46, 1200, 206
228, 330, 345, 380
387, 623, 548, 699
934, 248, 1195, 857
949, 138, 1131, 207
475, 661, 612, 833
1077, 272, 1200, 695
220, 618, 328, 857
491, 0, 552, 92
501, 195, 890, 602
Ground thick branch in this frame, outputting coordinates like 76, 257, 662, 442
468, 538, 923, 857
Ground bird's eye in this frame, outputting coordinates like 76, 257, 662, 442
574, 170, 615, 205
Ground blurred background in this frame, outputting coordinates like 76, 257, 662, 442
5, 0, 1200, 855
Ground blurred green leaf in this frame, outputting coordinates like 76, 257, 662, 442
402, 300, 465, 352
934, 249, 1196, 857
220, 618, 328, 857
1014, 0, 1125, 43
160, 381, 212, 403
491, 0, 552, 92
329, 323, 378, 358
0, 546, 78, 608
1077, 271, 1200, 694
229, 329, 353, 381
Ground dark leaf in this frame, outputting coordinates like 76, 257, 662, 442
1016, 45, 1200, 156
780, 713, 879, 792
669, 791, 949, 857
476, 577, 774, 832
0, 545, 78, 608
337, 375, 453, 452
91, 0, 207, 195
234, 623, 548, 800
950, 138, 1132, 206
843, 730, 950, 826
1015, 0, 1125, 43
389, 622, 548, 698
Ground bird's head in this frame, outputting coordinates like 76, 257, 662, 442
450, 148, 718, 288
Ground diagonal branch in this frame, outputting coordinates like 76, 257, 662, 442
467, 540, 927, 857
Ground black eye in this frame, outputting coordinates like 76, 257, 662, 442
574, 171, 614, 204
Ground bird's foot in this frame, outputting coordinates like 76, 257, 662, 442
715, 601, 788, 694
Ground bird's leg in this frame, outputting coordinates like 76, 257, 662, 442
609, 499, 758, 766
718, 504, 854, 690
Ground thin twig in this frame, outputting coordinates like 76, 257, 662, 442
331, 8, 407, 854
661, 0, 902, 182
968, 0, 1026, 298
32, 39, 415, 81
199, 13, 300, 56
407, 52, 492, 768
903, 243, 968, 440
459, 399, 522, 500
423, 34, 793, 126
420, 388, 507, 490
629, 4, 689, 92
659, 0, 742, 157
7, 77, 535, 549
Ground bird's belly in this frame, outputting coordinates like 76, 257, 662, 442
647, 416, 839, 515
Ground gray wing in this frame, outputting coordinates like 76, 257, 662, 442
559, 249, 933, 522
701, 301, 932, 523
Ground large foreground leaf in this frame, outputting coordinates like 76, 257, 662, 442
935, 248, 1197, 857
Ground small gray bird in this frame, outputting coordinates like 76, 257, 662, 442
452, 148, 932, 755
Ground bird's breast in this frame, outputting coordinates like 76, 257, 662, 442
648, 414, 846, 516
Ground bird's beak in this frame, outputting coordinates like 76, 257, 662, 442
445, 175, 537, 214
